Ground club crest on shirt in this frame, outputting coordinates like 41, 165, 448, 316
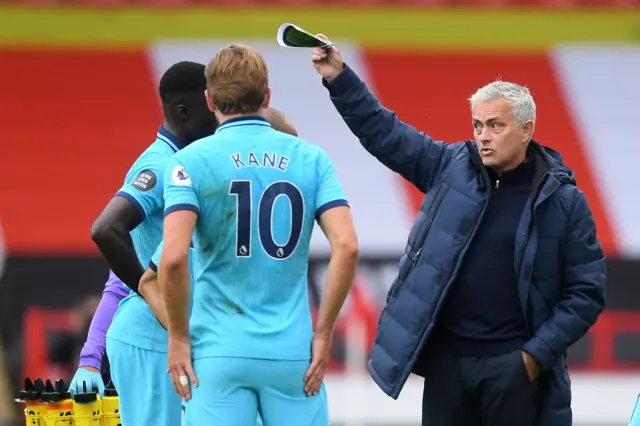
131, 170, 157, 192
171, 165, 192, 186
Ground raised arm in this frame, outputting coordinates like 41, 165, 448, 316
312, 35, 457, 193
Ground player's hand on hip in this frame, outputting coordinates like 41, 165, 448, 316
168, 334, 198, 401
69, 366, 105, 397
304, 332, 333, 397
312, 34, 344, 81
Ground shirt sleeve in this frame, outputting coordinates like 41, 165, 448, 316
163, 155, 201, 217
78, 271, 129, 369
149, 241, 163, 272
115, 156, 165, 219
315, 149, 349, 221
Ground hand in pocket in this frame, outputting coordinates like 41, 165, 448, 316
521, 351, 540, 383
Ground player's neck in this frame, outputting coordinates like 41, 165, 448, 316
216, 112, 262, 125
162, 122, 184, 143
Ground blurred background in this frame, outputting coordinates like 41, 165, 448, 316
0, 1, 639, 425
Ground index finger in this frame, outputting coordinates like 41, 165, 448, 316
169, 369, 182, 398
186, 363, 199, 388
171, 366, 191, 400
304, 360, 319, 382
304, 368, 324, 396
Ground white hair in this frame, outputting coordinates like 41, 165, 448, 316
469, 80, 536, 129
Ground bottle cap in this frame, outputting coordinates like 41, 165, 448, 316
17, 378, 45, 402
40, 380, 60, 402
73, 392, 97, 404
72, 381, 98, 404
56, 379, 71, 400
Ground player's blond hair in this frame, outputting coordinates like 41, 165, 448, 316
205, 44, 269, 115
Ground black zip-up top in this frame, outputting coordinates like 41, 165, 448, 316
430, 150, 534, 357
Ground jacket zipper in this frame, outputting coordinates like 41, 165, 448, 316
399, 144, 491, 300
390, 186, 449, 299
412, 248, 423, 267
405, 187, 447, 268
518, 173, 550, 336
519, 173, 549, 271
400, 191, 491, 386
391, 142, 490, 389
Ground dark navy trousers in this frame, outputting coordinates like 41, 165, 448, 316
420, 349, 539, 426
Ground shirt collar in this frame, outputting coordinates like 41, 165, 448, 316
486, 148, 534, 185
215, 115, 270, 134
156, 126, 185, 152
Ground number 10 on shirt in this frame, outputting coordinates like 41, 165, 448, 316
229, 180, 305, 260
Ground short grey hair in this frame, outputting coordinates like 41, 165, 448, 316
469, 81, 536, 129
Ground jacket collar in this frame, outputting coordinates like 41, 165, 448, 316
466, 139, 576, 195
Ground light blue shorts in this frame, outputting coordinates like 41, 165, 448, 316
185, 357, 328, 426
106, 337, 181, 426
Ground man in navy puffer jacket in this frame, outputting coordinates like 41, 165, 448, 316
311, 37, 606, 426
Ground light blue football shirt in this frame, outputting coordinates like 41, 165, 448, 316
107, 126, 187, 352
163, 116, 348, 361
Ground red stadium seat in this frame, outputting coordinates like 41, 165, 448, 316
459, 0, 518, 7
19, 0, 63, 5
270, 0, 324, 5
326, 0, 384, 5
71, 0, 128, 6
583, 0, 639, 7
136, 0, 191, 6
519, 0, 583, 8
207, 0, 263, 5
6, 0, 640, 6
402, 0, 457, 5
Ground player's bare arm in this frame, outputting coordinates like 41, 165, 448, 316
159, 210, 194, 337
304, 205, 358, 396
159, 209, 198, 400
261, 107, 298, 136
139, 267, 169, 329
91, 196, 146, 296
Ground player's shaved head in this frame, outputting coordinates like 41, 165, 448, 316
159, 61, 207, 103
158, 61, 218, 145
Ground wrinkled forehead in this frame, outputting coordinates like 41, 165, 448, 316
471, 98, 515, 123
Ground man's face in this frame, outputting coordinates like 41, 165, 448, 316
471, 98, 532, 174
185, 96, 219, 143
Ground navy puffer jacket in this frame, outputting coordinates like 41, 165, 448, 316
324, 65, 606, 426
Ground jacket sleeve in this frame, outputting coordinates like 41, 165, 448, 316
324, 64, 458, 193
522, 193, 607, 371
